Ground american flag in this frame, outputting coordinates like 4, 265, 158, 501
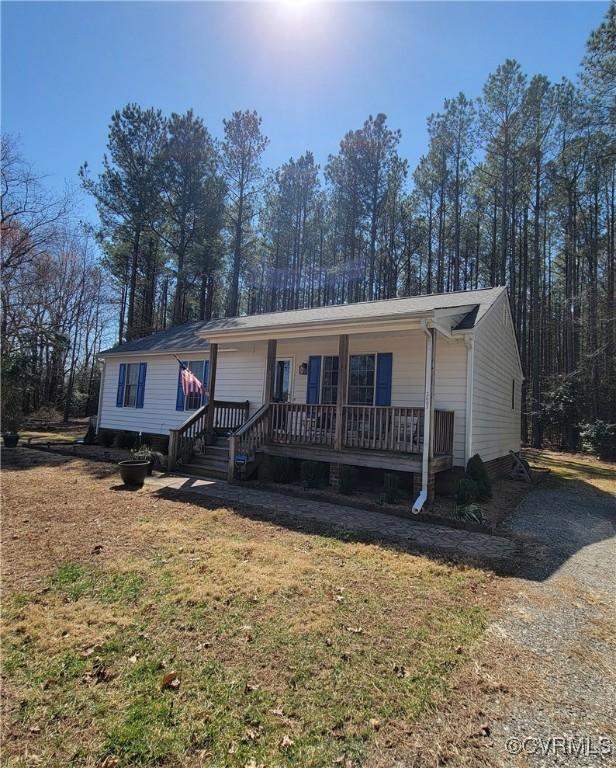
179, 363, 206, 397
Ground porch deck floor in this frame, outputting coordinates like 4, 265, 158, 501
263, 442, 452, 473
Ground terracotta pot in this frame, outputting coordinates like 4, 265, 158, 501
118, 459, 150, 487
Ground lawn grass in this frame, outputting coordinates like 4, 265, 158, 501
526, 448, 616, 495
1, 453, 495, 767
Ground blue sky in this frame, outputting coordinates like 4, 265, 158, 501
2, 1, 608, 224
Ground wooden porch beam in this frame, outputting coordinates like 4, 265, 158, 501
335, 333, 349, 450
205, 342, 218, 439
264, 339, 277, 404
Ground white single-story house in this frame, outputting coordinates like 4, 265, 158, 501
97, 286, 522, 511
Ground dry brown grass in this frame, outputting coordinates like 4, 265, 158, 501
1, 450, 500, 768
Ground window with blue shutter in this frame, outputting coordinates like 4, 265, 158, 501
117, 362, 146, 408
375, 353, 393, 406
136, 362, 147, 408
306, 356, 321, 404
116, 363, 126, 407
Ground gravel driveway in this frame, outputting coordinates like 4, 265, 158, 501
379, 475, 616, 768
488, 484, 616, 766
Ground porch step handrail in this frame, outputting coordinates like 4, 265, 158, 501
169, 403, 210, 469
169, 399, 251, 469
228, 403, 271, 480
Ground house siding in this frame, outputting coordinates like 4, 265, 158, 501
99, 343, 267, 435
99, 330, 467, 466
471, 291, 523, 462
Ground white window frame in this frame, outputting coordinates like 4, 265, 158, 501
320, 355, 339, 405
348, 353, 377, 406
123, 363, 140, 408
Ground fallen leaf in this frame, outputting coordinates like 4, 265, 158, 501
84, 659, 115, 685
369, 718, 381, 730
161, 671, 180, 690
100, 758, 120, 768
393, 664, 410, 678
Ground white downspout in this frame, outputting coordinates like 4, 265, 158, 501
412, 322, 433, 514
464, 335, 474, 466
95, 359, 105, 435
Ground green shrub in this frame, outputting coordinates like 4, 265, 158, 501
580, 420, 616, 461
115, 431, 137, 450
338, 465, 358, 495
456, 503, 483, 524
466, 453, 492, 500
383, 472, 399, 504
300, 460, 324, 489
98, 430, 116, 448
271, 456, 295, 483
456, 478, 479, 506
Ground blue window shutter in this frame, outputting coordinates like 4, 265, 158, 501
175, 360, 187, 411
202, 360, 209, 406
375, 353, 392, 406
306, 356, 321, 404
136, 362, 147, 408
116, 363, 126, 407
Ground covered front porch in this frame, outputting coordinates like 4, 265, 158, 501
169, 315, 461, 508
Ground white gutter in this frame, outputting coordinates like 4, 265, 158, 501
464, 335, 474, 465
95, 359, 106, 434
412, 321, 434, 514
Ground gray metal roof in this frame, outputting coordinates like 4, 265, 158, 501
199, 287, 506, 336
99, 321, 209, 357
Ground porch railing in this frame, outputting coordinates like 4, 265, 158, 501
169, 399, 250, 469
270, 403, 337, 447
213, 400, 250, 432
342, 406, 424, 453
264, 403, 454, 456
433, 409, 455, 455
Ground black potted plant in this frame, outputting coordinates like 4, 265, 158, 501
118, 458, 150, 487
118, 434, 153, 487
2, 405, 23, 448
131, 434, 156, 476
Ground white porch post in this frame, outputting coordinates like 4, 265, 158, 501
413, 323, 436, 513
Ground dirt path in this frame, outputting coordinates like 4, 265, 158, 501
378, 472, 616, 767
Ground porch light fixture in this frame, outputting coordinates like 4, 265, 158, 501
299, 362, 308, 375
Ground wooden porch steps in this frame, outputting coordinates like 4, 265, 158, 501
182, 436, 229, 480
